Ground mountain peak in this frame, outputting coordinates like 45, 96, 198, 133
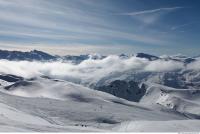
0, 49, 56, 61
136, 53, 159, 61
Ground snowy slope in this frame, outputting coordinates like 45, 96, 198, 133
115, 120, 200, 132
0, 76, 189, 132
0, 102, 104, 132
138, 82, 200, 119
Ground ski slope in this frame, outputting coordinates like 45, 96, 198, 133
0, 76, 192, 132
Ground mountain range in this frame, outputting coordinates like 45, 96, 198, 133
0, 49, 200, 132
0, 49, 196, 64
0, 49, 105, 63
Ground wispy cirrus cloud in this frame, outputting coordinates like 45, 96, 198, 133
0, 42, 140, 56
0, 0, 169, 49
118, 7, 185, 24
171, 21, 200, 30
0, 0, 197, 56
119, 7, 184, 16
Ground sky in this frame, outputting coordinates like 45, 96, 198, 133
0, 0, 199, 56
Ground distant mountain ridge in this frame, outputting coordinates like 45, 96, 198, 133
135, 53, 159, 61
0, 49, 197, 64
0, 49, 107, 63
0, 49, 56, 61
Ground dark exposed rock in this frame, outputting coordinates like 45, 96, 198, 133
95, 80, 146, 102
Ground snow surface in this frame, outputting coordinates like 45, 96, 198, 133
0, 53, 200, 132
116, 120, 200, 132
0, 76, 194, 132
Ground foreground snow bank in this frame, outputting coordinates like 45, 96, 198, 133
115, 120, 200, 132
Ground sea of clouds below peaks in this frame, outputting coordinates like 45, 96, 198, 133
0, 55, 199, 83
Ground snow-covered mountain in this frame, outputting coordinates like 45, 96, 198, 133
0, 49, 197, 64
0, 50, 57, 61
0, 49, 106, 63
0, 50, 200, 132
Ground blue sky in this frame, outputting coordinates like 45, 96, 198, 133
0, 0, 199, 56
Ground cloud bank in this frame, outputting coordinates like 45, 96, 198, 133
0, 55, 191, 85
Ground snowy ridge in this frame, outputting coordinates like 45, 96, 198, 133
0, 75, 188, 132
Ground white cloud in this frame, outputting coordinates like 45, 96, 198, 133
186, 59, 200, 70
145, 60, 184, 72
0, 0, 172, 48
0, 56, 186, 85
120, 7, 184, 16
171, 21, 200, 30
0, 42, 138, 56
118, 7, 184, 24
